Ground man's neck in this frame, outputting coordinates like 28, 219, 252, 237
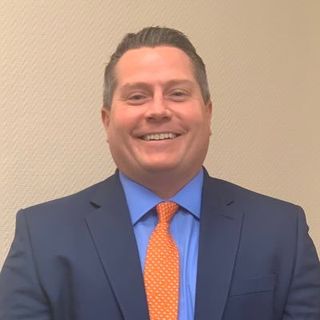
120, 168, 202, 199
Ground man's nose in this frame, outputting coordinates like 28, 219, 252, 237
145, 94, 172, 121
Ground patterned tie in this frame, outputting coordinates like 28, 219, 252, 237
144, 201, 180, 320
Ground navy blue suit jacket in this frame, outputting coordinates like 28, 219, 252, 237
1, 171, 320, 319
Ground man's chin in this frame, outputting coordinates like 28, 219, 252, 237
143, 163, 179, 174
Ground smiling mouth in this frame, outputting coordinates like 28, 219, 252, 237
141, 132, 180, 141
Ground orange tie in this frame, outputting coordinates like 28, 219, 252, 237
144, 201, 180, 320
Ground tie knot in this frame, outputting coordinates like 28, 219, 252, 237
156, 201, 179, 224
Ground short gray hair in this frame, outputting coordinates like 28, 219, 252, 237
103, 26, 211, 108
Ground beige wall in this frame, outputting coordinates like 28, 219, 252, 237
1, 0, 319, 267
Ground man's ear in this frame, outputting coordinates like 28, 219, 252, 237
206, 100, 213, 116
101, 107, 111, 129
101, 107, 111, 142
206, 100, 213, 135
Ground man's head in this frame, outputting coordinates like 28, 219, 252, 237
101, 27, 212, 197
103, 26, 211, 108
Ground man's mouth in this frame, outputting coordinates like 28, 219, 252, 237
141, 132, 179, 141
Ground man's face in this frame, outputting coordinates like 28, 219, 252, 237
102, 46, 212, 184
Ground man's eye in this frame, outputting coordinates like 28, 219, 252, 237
129, 94, 145, 100
127, 93, 148, 104
169, 90, 189, 101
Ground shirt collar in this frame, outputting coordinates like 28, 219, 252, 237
119, 169, 204, 225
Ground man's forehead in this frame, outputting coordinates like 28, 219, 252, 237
114, 46, 195, 84
116, 46, 192, 70
119, 45, 189, 59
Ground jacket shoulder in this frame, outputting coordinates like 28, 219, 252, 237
20, 175, 115, 222
205, 175, 303, 219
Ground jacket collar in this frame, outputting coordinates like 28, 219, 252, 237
195, 169, 244, 320
86, 172, 149, 320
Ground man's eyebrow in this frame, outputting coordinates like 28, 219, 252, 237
164, 79, 195, 87
119, 82, 151, 92
119, 79, 195, 92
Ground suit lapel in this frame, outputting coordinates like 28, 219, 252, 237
84, 171, 243, 320
195, 174, 244, 320
85, 173, 149, 320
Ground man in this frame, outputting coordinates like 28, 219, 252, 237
0, 26, 319, 320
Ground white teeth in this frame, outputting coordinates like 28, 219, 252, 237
142, 133, 177, 141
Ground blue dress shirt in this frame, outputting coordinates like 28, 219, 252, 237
119, 170, 204, 320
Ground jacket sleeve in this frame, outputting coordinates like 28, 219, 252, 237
0, 210, 51, 320
283, 207, 320, 319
